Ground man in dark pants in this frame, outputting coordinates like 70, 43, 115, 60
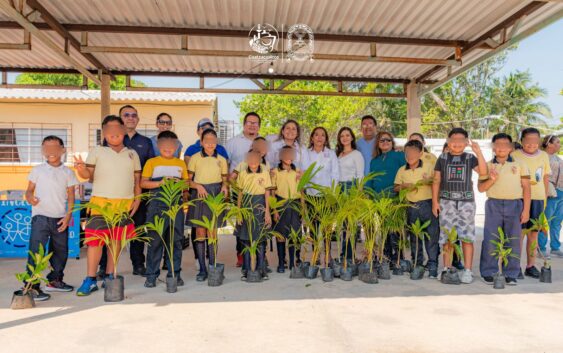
98, 105, 154, 276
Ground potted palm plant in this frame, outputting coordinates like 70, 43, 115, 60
525, 212, 553, 283
287, 227, 307, 278
440, 226, 463, 285
490, 227, 518, 289
359, 198, 381, 284
12, 244, 52, 310
372, 197, 395, 280
302, 193, 329, 280
408, 219, 431, 280
145, 179, 190, 292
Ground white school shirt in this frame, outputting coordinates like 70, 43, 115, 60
225, 133, 256, 173
28, 163, 79, 218
266, 139, 303, 170
338, 150, 365, 182
301, 147, 339, 195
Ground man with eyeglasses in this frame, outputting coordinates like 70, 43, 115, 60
150, 112, 183, 158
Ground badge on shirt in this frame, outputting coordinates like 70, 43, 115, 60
511, 166, 518, 175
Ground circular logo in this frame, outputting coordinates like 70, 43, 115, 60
287, 24, 314, 61
0, 207, 31, 248
249, 24, 279, 54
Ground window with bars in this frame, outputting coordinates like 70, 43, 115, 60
0, 123, 72, 164
88, 124, 158, 149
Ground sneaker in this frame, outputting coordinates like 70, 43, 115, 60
144, 278, 156, 288
196, 271, 208, 282
266, 266, 273, 274
517, 268, 525, 280
525, 266, 540, 279
440, 268, 461, 285
241, 272, 247, 281
30, 288, 51, 301
46, 280, 74, 292
482, 276, 494, 284
262, 273, 270, 281
101, 274, 114, 289
76, 277, 98, 296
428, 263, 438, 279
550, 249, 563, 258
177, 276, 185, 287
132, 266, 146, 276
277, 266, 285, 273
506, 277, 518, 286
460, 269, 473, 284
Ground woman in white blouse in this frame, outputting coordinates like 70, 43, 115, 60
266, 119, 303, 169
336, 127, 364, 188
301, 126, 339, 195
335, 127, 364, 262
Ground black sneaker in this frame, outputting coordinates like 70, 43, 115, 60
177, 276, 185, 287
525, 266, 540, 279
277, 266, 285, 273
30, 288, 51, 301
132, 266, 146, 276
144, 278, 156, 288
517, 268, 525, 280
440, 268, 461, 285
506, 277, 518, 286
241, 273, 247, 281
428, 263, 438, 279
482, 276, 494, 285
46, 280, 74, 292
196, 271, 208, 282
262, 273, 270, 280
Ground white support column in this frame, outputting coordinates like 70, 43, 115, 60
100, 73, 111, 121
406, 81, 422, 137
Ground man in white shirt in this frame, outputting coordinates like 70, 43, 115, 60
225, 112, 261, 173
356, 115, 378, 175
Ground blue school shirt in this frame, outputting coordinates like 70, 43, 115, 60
367, 150, 405, 195
357, 137, 376, 175
184, 140, 229, 160
150, 135, 183, 158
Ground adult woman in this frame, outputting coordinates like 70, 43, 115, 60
367, 131, 405, 195
267, 119, 303, 169
301, 126, 339, 195
539, 134, 563, 257
336, 127, 364, 261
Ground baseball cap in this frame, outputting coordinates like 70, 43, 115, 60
197, 118, 214, 129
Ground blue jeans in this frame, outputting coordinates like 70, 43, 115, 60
27, 215, 69, 283
539, 189, 563, 252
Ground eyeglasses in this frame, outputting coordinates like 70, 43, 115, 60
157, 120, 172, 125
379, 138, 392, 143
245, 121, 260, 126
123, 113, 138, 119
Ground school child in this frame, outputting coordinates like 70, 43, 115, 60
74, 115, 142, 296
233, 150, 274, 281
231, 136, 270, 268
511, 128, 551, 278
478, 133, 531, 285
22, 135, 79, 301
271, 146, 302, 273
186, 128, 229, 282
394, 139, 439, 278
141, 131, 188, 288
432, 128, 487, 284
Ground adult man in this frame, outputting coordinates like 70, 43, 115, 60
356, 115, 378, 175
225, 112, 261, 173
150, 112, 183, 158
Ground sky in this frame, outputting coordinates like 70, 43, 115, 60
136, 18, 562, 126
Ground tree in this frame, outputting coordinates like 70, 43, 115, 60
15, 73, 145, 90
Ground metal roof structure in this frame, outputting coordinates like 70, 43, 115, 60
0, 88, 216, 102
0, 0, 561, 98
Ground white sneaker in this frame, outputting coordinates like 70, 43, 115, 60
460, 269, 473, 284
550, 249, 563, 258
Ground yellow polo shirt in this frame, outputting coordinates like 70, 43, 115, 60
484, 158, 529, 200
394, 160, 434, 202
187, 151, 228, 185
142, 156, 188, 180
422, 151, 437, 168
272, 166, 300, 199
86, 146, 141, 199
511, 149, 551, 200
237, 165, 273, 195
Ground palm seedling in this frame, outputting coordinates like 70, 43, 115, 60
372, 197, 395, 279
358, 198, 382, 283
12, 244, 52, 309
490, 227, 519, 288
408, 218, 431, 279
524, 211, 553, 282
440, 226, 464, 284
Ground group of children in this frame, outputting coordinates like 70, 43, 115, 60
22, 114, 555, 300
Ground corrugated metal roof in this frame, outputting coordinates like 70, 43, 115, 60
0, 0, 561, 82
0, 88, 216, 102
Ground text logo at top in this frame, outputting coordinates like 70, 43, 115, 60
248, 24, 280, 62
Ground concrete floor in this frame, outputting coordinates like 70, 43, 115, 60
1, 216, 563, 353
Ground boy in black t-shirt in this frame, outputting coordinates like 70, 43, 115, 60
432, 128, 488, 284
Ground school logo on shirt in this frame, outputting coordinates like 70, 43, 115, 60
258, 177, 265, 186
511, 166, 518, 175
128, 151, 134, 160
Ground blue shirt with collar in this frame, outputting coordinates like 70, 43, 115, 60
184, 140, 229, 160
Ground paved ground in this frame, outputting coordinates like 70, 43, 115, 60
1, 216, 562, 353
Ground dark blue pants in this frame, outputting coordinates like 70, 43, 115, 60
145, 204, 184, 279
407, 199, 439, 267
480, 199, 522, 278
27, 215, 69, 283
242, 240, 266, 273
